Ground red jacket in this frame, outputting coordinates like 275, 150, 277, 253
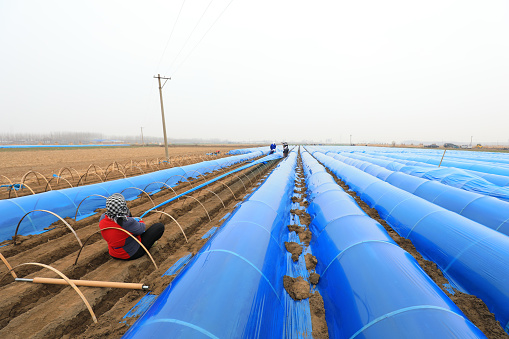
99, 214, 144, 259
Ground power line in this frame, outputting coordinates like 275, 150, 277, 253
171, 0, 235, 77
164, 0, 215, 75
153, 0, 187, 73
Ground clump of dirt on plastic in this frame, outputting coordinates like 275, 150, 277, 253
291, 209, 311, 226
285, 242, 303, 262
309, 292, 329, 339
150, 275, 175, 295
299, 229, 312, 246
309, 272, 320, 286
287, 224, 302, 234
287, 224, 312, 246
330, 173, 509, 339
305, 253, 318, 271
283, 276, 313, 300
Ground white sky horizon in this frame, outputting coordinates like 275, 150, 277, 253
1, 1, 508, 145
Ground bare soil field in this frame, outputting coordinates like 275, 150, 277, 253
0, 145, 262, 199
0, 144, 260, 181
0, 148, 279, 338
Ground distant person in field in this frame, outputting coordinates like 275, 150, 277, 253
269, 142, 276, 154
282, 142, 289, 157
99, 193, 164, 260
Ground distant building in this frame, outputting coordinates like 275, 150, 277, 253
443, 143, 459, 148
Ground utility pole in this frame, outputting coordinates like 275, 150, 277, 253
154, 74, 171, 160
140, 127, 144, 146
350, 134, 352, 146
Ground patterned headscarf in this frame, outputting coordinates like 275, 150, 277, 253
105, 193, 129, 223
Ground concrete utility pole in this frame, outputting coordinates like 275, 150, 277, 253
140, 127, 144, 146
154, 74, 171, 160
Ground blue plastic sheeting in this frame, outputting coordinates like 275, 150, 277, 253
312, 151, 509, 236
0, 144, 130, 148
333, 151, 509, 202
320, 145, 509, 180
123, 152, 297, 338
310, 149, 509, 332
283, 186, 313, 338
313, 147, 509, 202
122, 293, 158, 320
0, 151, 267, 242
163, 253, 193, 276
300, 151, 485, 338
201, 227, 218, 240
370, 149, 509, 177
139, 153, 282, 218
226, 146, 273, 155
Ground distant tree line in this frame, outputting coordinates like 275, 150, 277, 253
0, 132, 243, 145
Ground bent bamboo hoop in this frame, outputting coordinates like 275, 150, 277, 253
104, 168, 126, 180
45, 176, 73, 192
146, 210, 188, 243
177, 195, 212, 222
75, 227, 158, 269
0, 252, 17, 278
120, 187, 156, 207
57, 167, 80, 183
21, 170, 50, 187
217, 181, 237, 200
198, 189, 225, 208
115, 161, 127, 174
14, 210, 82, 247
165, 175, 194, 188
8, 263, 97, 323
143, 182, 178, 197
0, 175, 14, 186
184, 170, 207, 181
232, 174, 247, 191
77, 171, 104, 187
99, 226, 158, 269
125, 164, 145, 175
8, 182, 36, 199
86, 164, 105, 177
74, 194, 108, 221
241, 172, 253, 185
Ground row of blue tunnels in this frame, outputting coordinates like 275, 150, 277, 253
1, 145, 509, 338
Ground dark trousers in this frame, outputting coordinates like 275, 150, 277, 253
127, 223, 165, 260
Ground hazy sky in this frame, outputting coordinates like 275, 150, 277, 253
1, 1, 508, 144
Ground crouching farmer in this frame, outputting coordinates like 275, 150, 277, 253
99, 193, 164, 260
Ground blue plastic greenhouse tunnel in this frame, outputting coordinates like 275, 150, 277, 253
305, 146, 509, 334
121, 146, 505, 338
299, 149, 485, 338
123, 150, 299, 338
2, 145, 508, 337
0, 148, 270, 242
